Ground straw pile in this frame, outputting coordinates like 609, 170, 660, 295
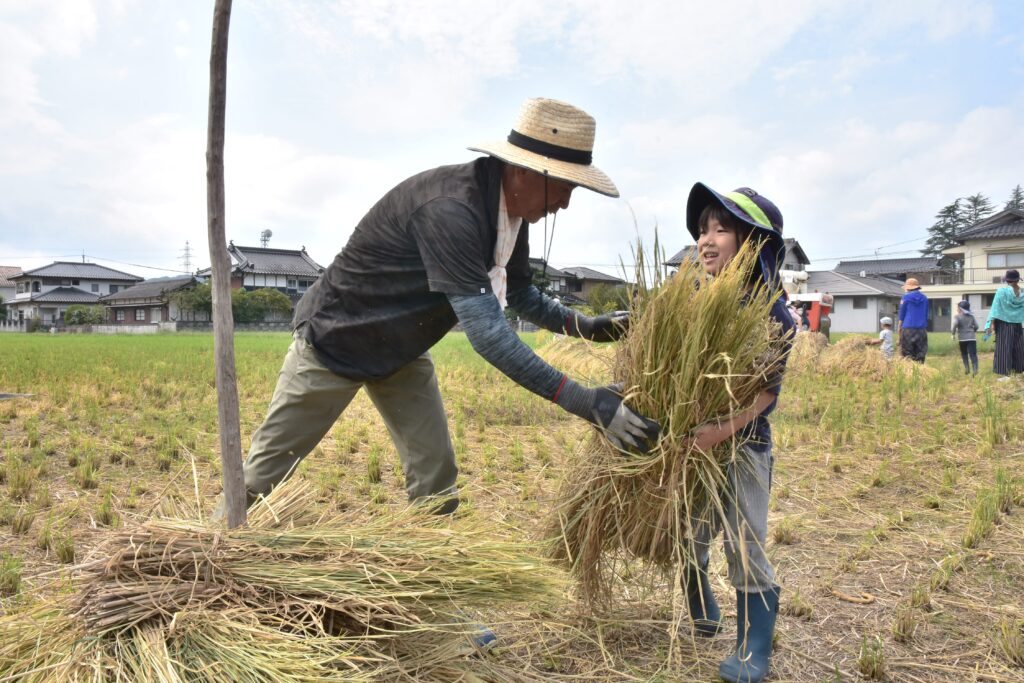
814, 336, 938, 378
785, 331, 828, 372
0, 480, 563, 682
548, 242, 789, 603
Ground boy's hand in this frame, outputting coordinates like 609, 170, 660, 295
687, 422, 731, 452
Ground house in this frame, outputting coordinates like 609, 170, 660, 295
6, 262, 143, 324
0, 266, 20, 311
925, 207, 1024, 331
806, 270, 904, 333
560, 266, 626, 303
100, 275, 202, 325
196, 243, 324, 303
527, 258, 585, 304
834, 257, 942, 284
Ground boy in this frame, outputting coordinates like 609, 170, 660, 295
682, 183, 794, 683
865, 316, 894, 360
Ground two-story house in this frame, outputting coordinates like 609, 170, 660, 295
6, 262, 143, 324
929, 208, 1024, 330
99, 275, 201, 325
560, 266, 626, 303
196, 243, 324, 304
527, 257, 585, 305
0, 266, 20, 312
664, 238, 810, 276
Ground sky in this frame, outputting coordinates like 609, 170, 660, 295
1, 0, 1023, 282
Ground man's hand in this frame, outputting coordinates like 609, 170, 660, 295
573, 311, 630, 342
555, 381, 660, 452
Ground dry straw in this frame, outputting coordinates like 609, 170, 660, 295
548, 239, 788, 604
790, 334, 938, 379
0, 479, 563, 681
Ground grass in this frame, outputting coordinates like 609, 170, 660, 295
0, 329, 1021, 681
0, 552, 22, 596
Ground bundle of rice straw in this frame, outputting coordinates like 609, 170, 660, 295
785, 331, 828, 373
817, 336, 938, 378
548, 240, 789, 604
0, 479, 563, 682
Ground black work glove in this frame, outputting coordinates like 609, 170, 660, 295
556, 381, 660, 452
572, 310, 630, 342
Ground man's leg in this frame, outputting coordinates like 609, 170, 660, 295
899, 329, 912, 359
244, 336, 362, 499
365, 353, 458, 511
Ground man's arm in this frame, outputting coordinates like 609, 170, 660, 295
448, 293, 658, 450
506, 285, 628, 342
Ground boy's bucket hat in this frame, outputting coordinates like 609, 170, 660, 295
880, 316, 893, 326
469, 98, 618, 198
957, 300, 971, 311
685, 183, 785, 282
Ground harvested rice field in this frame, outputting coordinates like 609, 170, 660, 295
1, 331, 1022, 681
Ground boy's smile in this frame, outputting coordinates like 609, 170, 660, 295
697, 217, 740, 276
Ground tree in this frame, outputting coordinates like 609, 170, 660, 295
169, 282, 213, 316
962, 193, 995, 226
586, 283, 630, 315
64, 305, 106, 325
244, 287, 292, 319
1005, 184, 1024, 211
921, 200, 966, 257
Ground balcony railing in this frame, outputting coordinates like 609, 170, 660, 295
930, 268, 1007, 286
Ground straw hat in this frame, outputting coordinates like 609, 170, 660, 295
903, 277, 921, 291
468, 98, 618, 198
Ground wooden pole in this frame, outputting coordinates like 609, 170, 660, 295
206, 0, 245, 528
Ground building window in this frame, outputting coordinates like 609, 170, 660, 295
982, 294, 995, 308
298, 279, 313, 292
16, 283, 24, 294
135, 309, 146, 321
91, 283, 99, 292
72, 279, 79, 286
32, 282, 40, 292
61, 279, 71, 286
109, 285, 119, 294
852, 296, 868, 309
988, 252, 1024, 269
116, 310, 125, 322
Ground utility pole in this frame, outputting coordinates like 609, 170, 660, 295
206, 0, 245, 528
180, 240, 194, 273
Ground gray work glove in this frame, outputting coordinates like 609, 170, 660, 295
556, 380, 660, 452
572, 310, 630, 342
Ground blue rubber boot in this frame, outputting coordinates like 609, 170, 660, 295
719, 587, 780, 683
683, 560, 723, 637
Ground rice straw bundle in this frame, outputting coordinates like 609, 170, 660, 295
785, 331, 828, 372
548, 241, 788, 604
817, 336, 938, 378
0, 479, 563, 682
536, 336, 614, 386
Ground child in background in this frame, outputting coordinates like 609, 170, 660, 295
865, 316, 894, 360
951, 300, 979, 375
682, 183, 795, 683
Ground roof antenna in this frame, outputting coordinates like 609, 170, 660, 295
260, 229, 272, 248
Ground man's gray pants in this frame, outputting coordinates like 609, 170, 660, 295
243, 335, 458, 505
689, 443, 775, 592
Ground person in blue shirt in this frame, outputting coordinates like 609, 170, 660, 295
897, 278, 929, 363
682, 183, 795, 683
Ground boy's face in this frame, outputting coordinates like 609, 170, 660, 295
697, 217, 740, 276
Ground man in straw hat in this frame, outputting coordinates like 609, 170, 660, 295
897, 277, 929, 362
219, 98, 659, 525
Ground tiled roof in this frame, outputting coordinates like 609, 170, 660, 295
16, 261, 142, 281
101, 275, 196, 302
528, 258, 572, 279
0, 266, 22, 287
783, 238, 809, 266
955, 209, 1024, 242
665, 245, 697, 267
835, 257, 941, 276
224, 244, 323, 277
28, 287, 101, 304
806, 271, 905, 297
560, 266, 625, 283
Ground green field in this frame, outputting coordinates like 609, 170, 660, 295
1, 331, 1022, 681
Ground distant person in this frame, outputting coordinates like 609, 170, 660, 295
819, 310, 831, 341
214, 98, 660, 524
897, 278, 929, 363
786, 298, 802, 329
951, 300, 979, 376
865, 316, 894, 360
799, 304, 810, 332
983, 269, 1024, 379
